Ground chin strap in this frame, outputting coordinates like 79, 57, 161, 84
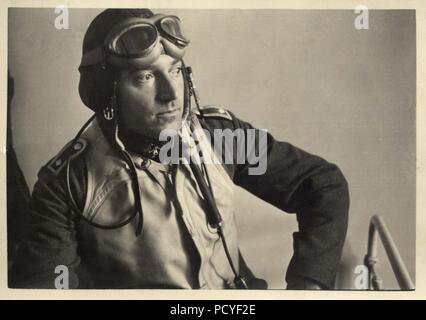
181, 61, 205, 121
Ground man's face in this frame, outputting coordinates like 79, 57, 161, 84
117, 54, 184, 139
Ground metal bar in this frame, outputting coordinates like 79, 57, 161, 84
365, 218, 381, 290
366, 215, 414, 290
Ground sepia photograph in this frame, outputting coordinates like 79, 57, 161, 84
6, 6, 415, 292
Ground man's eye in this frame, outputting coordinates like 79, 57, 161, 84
135, 73, 154, 83
170, 67, 182, 78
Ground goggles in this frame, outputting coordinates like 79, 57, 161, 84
79, 14, 190, 69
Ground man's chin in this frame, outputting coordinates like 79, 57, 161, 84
146, 123, 183, 141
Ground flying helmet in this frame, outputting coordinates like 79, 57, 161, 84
78, 8, 191, 116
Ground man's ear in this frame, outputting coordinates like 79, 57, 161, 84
79, 66, 117, 113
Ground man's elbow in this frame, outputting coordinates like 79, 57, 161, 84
331, 164, 350, 211
319, 163, 350, 231
309, 161, 350, 220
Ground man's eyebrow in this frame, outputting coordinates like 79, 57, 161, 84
126, 59, 182, 76
128, 68, 153, 76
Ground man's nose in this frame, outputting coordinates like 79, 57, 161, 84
156, 73, 178, 102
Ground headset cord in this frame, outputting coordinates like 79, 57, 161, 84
65, 114, 143, 236
188, 155, 248, 289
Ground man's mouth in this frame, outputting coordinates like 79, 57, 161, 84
156, 108, 181, 117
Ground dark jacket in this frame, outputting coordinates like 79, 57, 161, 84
10, 107, 349, 289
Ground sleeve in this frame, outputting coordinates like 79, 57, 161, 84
10, 157, 87, 289
227, 112, 350, 289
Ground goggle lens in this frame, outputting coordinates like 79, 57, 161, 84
110, 24, 157, 55
160, 16, 188, 46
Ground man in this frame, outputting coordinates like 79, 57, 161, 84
10, 8, 349, 289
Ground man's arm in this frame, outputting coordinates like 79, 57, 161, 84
201, 109, 349, 289
232, 114, 349, 289
10, 149, 86, 289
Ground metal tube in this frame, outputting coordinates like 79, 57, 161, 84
366, 215, 414, 290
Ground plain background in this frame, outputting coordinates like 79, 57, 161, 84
8, 8, 416, 289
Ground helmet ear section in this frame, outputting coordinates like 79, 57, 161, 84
78, 65, 117, 113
